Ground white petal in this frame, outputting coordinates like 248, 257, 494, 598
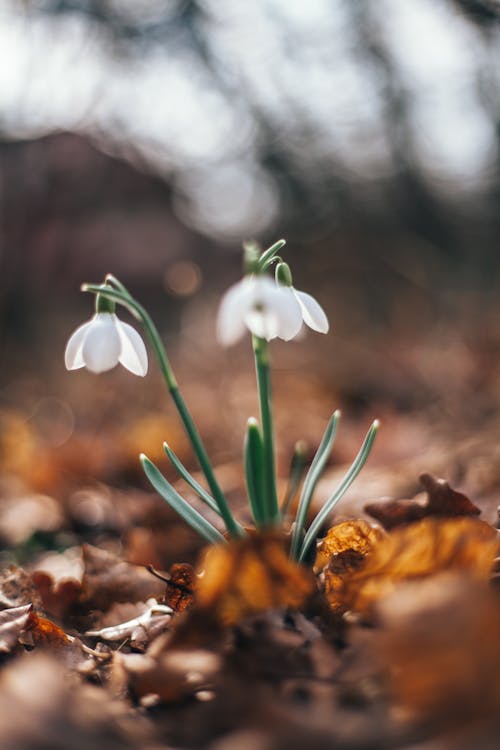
81, 313, 121, 373
64, 320, 92, 370
116, 320, 148, 376
293, 289, 329, 333
216, 278, 253, 346
271, 286, 303, 341
245, 307, 280, 340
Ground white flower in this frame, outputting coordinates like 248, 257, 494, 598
216, 275, 329, 346
64, 312, 148, 376
216, 276, 303, 346
291, 288, 329, 334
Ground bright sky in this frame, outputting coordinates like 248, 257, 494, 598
0, 0, 497, 237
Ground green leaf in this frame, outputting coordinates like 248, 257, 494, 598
244, 418, 266, 527
281, 440, 308, 519
298, 420, 379, 562
141, 454, 226, 545
163, 442, 221, 516
290, 411, 340, 559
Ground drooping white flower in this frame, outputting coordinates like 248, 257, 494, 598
64, 312, 148, 376
291, 288, 329, 334
274, 262, 329, 335
216, 275, 303, 346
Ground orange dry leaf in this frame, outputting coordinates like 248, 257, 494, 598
196, 534, 314, 626
314, 519, 385, 573
314, 520, 385, 614
378, 574, 500, 721
25, 611, 72, 649
334, 517, 498, 615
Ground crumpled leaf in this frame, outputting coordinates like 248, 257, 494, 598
364, 472, 481, 530
86, 598, 172, 646
80, 544, 165, 611
24, 610, 73, 649
378, 573, 500, 722
0, 566, 43, 610
31, 571, 82, 621
162, 563, 195, 613
0, 604, 33, 653
332, 517, 498, 615
314, 520, 385, 613
196, 533, 314, 626
314, 520, 385, 573
0, 604, 73, 654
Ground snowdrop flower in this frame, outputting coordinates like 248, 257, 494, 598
216, 275, 303, 346
65, 312, 148, 376
275, 262, 329, 335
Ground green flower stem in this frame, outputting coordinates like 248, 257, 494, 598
82, 282, 243, 538
252, 335, 280, 525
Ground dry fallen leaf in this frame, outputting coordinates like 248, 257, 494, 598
313, 520, 385, 613
0, 604, 33, 653
364, 472, 481, 530
162, 562, 195, 613
196, 533, 314, 626
80, 544, 165, 611
0, 566, 43, 610
333, 517, 498, 615
378, 573, 500, 722
314, 519, 385, 573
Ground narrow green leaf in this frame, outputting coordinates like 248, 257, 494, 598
163, 442, 221, 516
281, 440, 308, 519
141, 454, 226, 545
290, 411, 341, 559
245, 418, 266, 527
298, 420, 379, 562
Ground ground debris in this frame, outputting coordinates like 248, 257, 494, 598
364, 472, 481, 530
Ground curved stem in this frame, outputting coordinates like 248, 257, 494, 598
82, 283, 243, 538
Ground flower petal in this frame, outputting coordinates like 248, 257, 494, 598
216, 278, 253, 346
293, 289, 329, 333
81, 313, 121, 373
64, 320, 92, 370
271, 286, 302, 341
116, 320, 148, 376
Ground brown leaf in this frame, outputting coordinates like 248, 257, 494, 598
314, 520, 385, 613
378, 573, 500, 722
0, 604, 33, 653
196, 533, 314, 626
80, 544, 165, 611
163, 563, 195, 613
0, 566, 43, 610
364, 472, 481, 530
24, 610, 73, 649
31, 571, 82, 621
335, 517, 499, 615
314, 519, 385, 573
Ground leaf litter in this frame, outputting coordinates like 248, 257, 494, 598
1, 419, 500, 748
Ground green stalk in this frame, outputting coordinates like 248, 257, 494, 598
82, 282, 243, 538
252, 335, 279, 525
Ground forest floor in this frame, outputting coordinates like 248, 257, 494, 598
0, 318, 499, 750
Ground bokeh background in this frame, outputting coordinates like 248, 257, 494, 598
2, 0, 500, 565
